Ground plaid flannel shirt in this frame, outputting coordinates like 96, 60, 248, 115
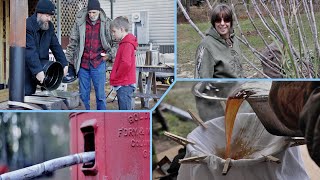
81, 17, 105, 69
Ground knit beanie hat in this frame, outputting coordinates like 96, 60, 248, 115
36, 0, 55, 15
87, 0, 101, 11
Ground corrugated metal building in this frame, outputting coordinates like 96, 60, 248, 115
101, 0, 175, 53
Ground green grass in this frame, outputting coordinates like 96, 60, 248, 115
153, 82, 198, 137
177, 12, 320, 78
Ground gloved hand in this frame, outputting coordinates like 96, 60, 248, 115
36, 71, 45, 84
269, 82, 310, 132
269, 81, 320, 167
299, 87, 320, 167
62, 64, 77, 83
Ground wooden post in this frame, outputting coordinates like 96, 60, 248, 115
138, 71, 145, 107
5, 0, 9, 84
152, 71, 157, 101
9, 0, 28, 106
0, 0, 4, 84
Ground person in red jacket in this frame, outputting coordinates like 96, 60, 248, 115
110, 16, 138, 110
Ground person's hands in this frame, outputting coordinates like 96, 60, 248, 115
299, 88, 320, 167
36, 71, 45, 84
269, 82, 312, 132
269, 82, 320, 167
64, 66, 68, 77
101, 53, 109, 61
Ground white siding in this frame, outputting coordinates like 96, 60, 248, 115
101, 0, 174, 46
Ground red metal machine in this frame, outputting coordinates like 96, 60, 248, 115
70, 112, 150, 180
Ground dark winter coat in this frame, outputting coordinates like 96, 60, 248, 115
25, 13, 68, 95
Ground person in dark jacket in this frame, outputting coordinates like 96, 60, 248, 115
110, 16, 138, 110
195, 4, 243, 78
25, 0, 68, 95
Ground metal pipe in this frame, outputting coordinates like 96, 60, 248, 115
57, 0, 61, 44
110, 0, 114, 19
8, 0, 28, 106
0, 151, 95, 180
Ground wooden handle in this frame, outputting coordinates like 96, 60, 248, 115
187, 110, 208, 129
222, 158, 231, 175
262, 154, 281, 164
164, 131, 195, 146
179, 155, 207, 164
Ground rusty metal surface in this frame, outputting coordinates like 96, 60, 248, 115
10, 0, 27, 47
246, 95, 304, 137
0, 151, 95, 180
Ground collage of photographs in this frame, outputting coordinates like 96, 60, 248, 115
0, 0, 319, 179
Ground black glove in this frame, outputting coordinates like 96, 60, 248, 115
299, 87, 320, 167
167, 147, 186, 174
62, 64, 77, 83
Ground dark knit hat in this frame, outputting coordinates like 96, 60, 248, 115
36, 0, 55, 15
87, 0, 101, 11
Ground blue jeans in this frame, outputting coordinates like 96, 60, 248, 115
78, 62, 106, 110
117, 85, 135, 110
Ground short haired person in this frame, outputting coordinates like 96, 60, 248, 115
25, 0, 69, 95
65, 0, 116, 110
110, 16, 138, 110
195, 4, 243, 78
269, 81, 320, 167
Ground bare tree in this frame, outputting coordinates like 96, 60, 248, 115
178, 0, 205, 38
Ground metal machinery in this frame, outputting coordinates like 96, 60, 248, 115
70, 112, 150, 180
